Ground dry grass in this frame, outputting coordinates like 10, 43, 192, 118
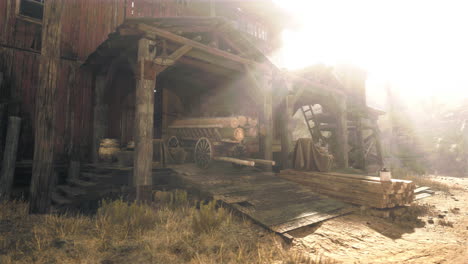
0, 191, 332, 264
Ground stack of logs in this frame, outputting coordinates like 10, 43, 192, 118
279, 170, 416, 209
169, 116, 258, 141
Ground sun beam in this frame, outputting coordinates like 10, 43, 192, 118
273, 0, 468, 105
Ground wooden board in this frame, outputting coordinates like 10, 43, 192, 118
170, 163, 353, 234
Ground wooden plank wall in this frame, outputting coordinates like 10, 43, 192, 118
0, 0, 127, 161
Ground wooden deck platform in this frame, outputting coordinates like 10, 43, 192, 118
169, 163, 354, 234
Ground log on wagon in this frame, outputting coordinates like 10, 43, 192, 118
166, 116, 274, 169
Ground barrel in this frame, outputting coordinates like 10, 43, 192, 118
99, 138, 120, 162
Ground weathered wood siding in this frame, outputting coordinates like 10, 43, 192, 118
0, 0, 127, 160
0, 0, 242, 160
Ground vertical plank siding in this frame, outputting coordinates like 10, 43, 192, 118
0, 0, 217, 161
0, 0, 128, 161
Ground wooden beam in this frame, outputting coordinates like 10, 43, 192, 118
133, 38, 156, 202
155, 44, 192, 75
334, 96, 349, 169
372, 120, 384, 167
0, 117, 21, 200
136, 23, 269, 71
185, 49, 244, 72
168, 44, 192, 61
218, 33, 245, 56
279, 88, 293, 169
354, 117, 366, 170
29, 0, 64, 214
245, 65, 273, 163
243, 65, 264, 102
177, 57, 236, 77
288, 73, 345, 106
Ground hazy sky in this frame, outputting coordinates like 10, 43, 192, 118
272, 0, 468, 107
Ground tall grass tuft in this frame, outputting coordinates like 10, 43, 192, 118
192, 200, 230, 234
0, 190, 331, 264
96, 199, 158, 239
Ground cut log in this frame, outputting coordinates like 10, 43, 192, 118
219, 127, 245, 141
170, 117, 240, 129
237, 115, 248, 127
213, 157, 255, 167
247, 158, 276, 166
0, 117, 21, 200
247, 117, 258, 127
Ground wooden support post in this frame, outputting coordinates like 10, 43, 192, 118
0, 72, 4, 160
355, 117, 366, 170
0, 103, 5, 161
372, 120, 384, 167
29, 0, 64, 214
0, 117, 21, 200
92, 74, 108, 163
335, 95, 349, 168
133, 38, 157, 202
262, 73, 273, 163
279, 85, 292, 169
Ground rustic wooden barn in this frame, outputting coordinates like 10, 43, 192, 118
0, 0, 389, 216
0, 0, 289, 211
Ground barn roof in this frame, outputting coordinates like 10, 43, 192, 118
83, 17, 274, 74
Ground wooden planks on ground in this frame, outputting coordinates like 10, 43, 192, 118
279, 169, 416, 209
170, 163, 353, 234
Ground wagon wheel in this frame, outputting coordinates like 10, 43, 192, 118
167, 136, 181, 163
194, 137, 213, 169
231, 144, 247, 169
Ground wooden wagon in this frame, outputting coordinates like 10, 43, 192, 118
166, 117, 274, 169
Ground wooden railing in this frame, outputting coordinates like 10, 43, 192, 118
125, 0, 191, 18
126, 0, 270, 41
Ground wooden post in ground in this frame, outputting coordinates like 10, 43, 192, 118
133, 38, 157, 202
278, 79, 292, 169
372, 120, 384, 167
261, 70, 273, 164
0, 103, 6, 161
92, 74, 108, 163
355, 117, 366, 170
29, 0, 64, 214
335, 95, 349, 168
0, 72, 5, 160
0, 117, 21, 200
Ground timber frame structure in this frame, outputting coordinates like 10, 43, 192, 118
0, 0, 385, 212
83, 17, 280, 200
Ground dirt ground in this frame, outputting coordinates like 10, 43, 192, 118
289, 175, 468, 264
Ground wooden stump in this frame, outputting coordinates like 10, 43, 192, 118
0, 117, 21, 200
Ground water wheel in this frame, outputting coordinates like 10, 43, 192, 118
194, 137, 213, 169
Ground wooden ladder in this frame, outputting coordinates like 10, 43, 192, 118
300, 105, 323, 144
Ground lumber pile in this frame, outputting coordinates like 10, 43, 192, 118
170, 116, 256, 129
168, 116, 257, 142
278, 169, 416, 209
